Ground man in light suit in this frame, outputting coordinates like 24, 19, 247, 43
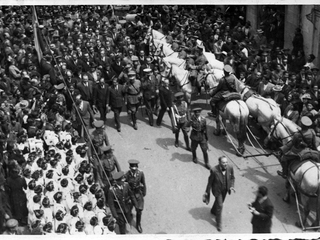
204, 156, 235, 232
72, 90, 96, 140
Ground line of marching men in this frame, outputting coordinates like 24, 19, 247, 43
17, 122, 146, 235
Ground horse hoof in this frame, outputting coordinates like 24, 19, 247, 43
236, 148, 244, 156
236, 151, 242, 157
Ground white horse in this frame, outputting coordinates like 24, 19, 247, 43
163, 56, 186, 69
162, 62, 192, 104
153, 39, 179, 58
203, 52, 224, 71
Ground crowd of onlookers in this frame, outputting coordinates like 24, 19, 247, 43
0, 4, 319, 234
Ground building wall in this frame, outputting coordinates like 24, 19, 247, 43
284, 5, 301, 50
246, 5, 259, 30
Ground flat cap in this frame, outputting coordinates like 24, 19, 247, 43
112, 171, 124, 180
223, 65, 233, 73
128, 159, 140, 165
100, 145, 111, 152
300, 116, 312, 127
174, 92, 184, 98
192, 107, 202, 112
6, 219, 18, 228
93, 120, 104, 128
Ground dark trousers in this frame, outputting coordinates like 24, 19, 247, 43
112, 107, 122, 130
191, 139, 208, 163
144, 98, 156, 125
97, 105, 107, 121
156, 107, 171, 125
117, 210, 132, 234
252, 225, 271, 233
211, 190, 227, 228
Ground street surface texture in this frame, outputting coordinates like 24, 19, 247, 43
96, 92, 316, 235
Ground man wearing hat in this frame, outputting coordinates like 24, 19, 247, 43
2, 219, 22, 235
125, 160, 146, 233
108, 171, 134, 234
209, 65, 239, 118
90, 120, 110, 153
95, 144, 121, 199
173, 92, 191, 150
186, 107, 210, 169
141, 68, 159, 126
277, 116, 319, 179
124, 70, 142, 130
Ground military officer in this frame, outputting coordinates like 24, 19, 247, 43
108, 171, 134, 235
141, 68, 159, 126
90, 120, 110, 155
210, 65, 238, 118
187, 108, 210, 169
124, 71, 142, 130
277, 116, 319, 178
124, 160, 146, 233
96, 145, 121, 202
173, 92, 191, 150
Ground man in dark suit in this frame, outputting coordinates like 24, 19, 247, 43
204, 156, 235, 232
93, 78, 109, 122
108, 171, 134, 235
107, 78, 125, 132
248, 186, 274, 233
156, 79, 174, 126
71, 90, 96, 139
76, 73, 94, 106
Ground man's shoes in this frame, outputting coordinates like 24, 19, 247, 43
210, 209, 216, 215
133, 124, 138, 130
175, 141, 179, 148
117, 128, 121, 132
136, 224, 143, 233
217, 226, 222, 232
193, 158, 198, 164
277, 170, 287, 179
186, 147, 191, 152
207, 112, 216, 118
150, 122, 154, 126
205, 163, 211, 170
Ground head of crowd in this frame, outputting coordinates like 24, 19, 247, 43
0, 4, 319, 234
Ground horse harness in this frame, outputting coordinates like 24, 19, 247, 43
269, 118, 294, 143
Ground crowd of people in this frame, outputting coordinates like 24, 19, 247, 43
0, 4, 319, 235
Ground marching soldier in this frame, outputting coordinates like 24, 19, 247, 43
125, 160, 146, 233
187, 108, 210, 169
108, 171, 134, 234
90, 120, 111, 155
95, 145, 121, 202
141, 68, 159, 126
173, 92, 191, 150
124, 71, 142, 130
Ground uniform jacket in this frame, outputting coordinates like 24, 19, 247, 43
205, 164, 235, 198
141, 75, 158, 100
125, 80, 142, 104
107, 84, 125, 108
125, 170, 146, 197
251, 197, 274, 232
108, 183, 133, 219
158, 86, 173, 109
189, 114, 207, 142
211, 74, 237, 97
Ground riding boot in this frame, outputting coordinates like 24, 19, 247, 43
175, 132, 179, 147
184, 135, 191, 151
208, 105, 217, 118
136, 210, 143, 233
203, 151, 210, 169
192, 151, 198, 163
277, 161, 287, 178
132, 113, 137, 130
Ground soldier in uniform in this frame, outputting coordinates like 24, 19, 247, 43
108, 171, 134, 235
90, 120, 110, 155
173, 92, 191, 150
95, 145, 121, 202
124, 71, 142, 130
187, 108, 210, 169
277, 116, 320, 179
210, 65, 239, 118
141, 68, 159, 126
124, 160, 146, 233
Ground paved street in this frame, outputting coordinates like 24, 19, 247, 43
100, 92, 312, 235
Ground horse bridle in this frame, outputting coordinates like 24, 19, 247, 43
269, 118, 294, 143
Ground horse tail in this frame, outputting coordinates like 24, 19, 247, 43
237, 101, 249, 144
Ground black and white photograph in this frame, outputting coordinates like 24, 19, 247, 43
0, 2, 319, 239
